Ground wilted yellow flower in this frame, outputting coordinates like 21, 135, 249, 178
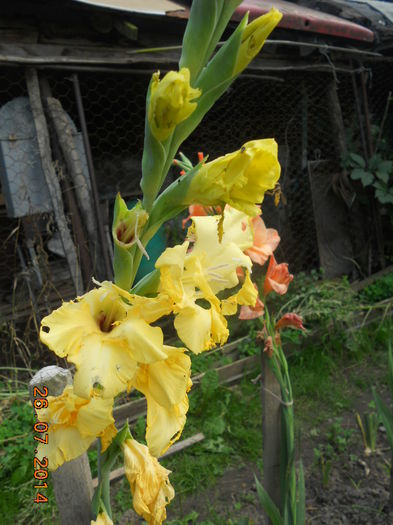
188, 139, 280, 216
123, 438, 175, 525
36, 385, 114, 471
40, 282, 167, 399
234, 9, 283, 76
134, 346, 191, 457
91, 510, 113, 525
148, 68, 201, 141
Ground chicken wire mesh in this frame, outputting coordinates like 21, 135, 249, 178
47, 68, 323, 273
0, 59, 392, 366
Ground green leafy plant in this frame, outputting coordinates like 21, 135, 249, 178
346, 151, 393, 205
327, 418, 354, 454
359, 271, 393, 303
313, 447, 332, 489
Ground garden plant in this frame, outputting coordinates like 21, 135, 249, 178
31, 1, 290, 523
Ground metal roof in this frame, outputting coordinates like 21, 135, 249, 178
71, 0, 374, 42
71, 0, 185, 15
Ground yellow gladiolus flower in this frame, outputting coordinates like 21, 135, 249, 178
155, 242, 227, 354
148, 68, 201, 142
40, 283, 168, 399
91, 510, 113, 525
123, 438, 175, 525
155, 217, 257, 353
189, 139, 281, 216
189, 216, 252, 295
233, 9, 283, 76
135, 346, 192, 457
36, 385, 114, 471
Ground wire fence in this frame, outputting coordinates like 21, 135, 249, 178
0, 59, 392, 366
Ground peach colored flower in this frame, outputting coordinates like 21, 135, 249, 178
275, 313, 305, 331
263, 254, 293, 296
245, 216, 280, 266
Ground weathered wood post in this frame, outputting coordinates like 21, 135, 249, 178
29, 365, 93, 525
260, 351, 281, 524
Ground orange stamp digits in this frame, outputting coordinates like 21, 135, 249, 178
33, 386, 49, 504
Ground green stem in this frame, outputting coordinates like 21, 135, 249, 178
264, 304, 298, 524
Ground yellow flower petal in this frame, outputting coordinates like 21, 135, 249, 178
128, 294, 173, 323
77, 396, 115, 438
234, 9, 282, 76
221, 272, 258, 316
112, 317, 167, 363
123, 439, 175, 525
144, 394, 189, 457
41, 284, 170, 399
100, 423, 117, 452
210, 307, 229, 346
91, 510, 113, 525
135, 347, 191, 409
221, 207, 254, 251
148, 68, 201, 142
189, 139, 281, 216
174, 305, 212, 354
37, 426, 94, 472
70, 334, 138, 399
40, 300, 97, 358
36, 386, 114, 471
236, 271, 258, 306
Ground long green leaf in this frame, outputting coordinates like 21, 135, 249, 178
255, 476, 284, 525
373, 388, 393, 451
388, 343, 393, 400
296, 461, 306, 525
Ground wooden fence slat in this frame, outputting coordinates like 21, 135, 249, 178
29, 366, 93, 525
92, 433, 205, 488
25, 68, 83, 295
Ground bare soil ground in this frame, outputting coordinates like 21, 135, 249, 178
119, 365, 393, 525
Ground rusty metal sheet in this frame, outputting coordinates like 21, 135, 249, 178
234, 0, 374, 42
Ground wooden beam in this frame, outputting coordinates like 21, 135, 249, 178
25, 68, 83, 295
92, 433, 205, 488
29, 366, 93, 525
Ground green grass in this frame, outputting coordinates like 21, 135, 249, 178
1, 271, 392, 524
0, 393, 59, 525
359, 271, 393, 303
